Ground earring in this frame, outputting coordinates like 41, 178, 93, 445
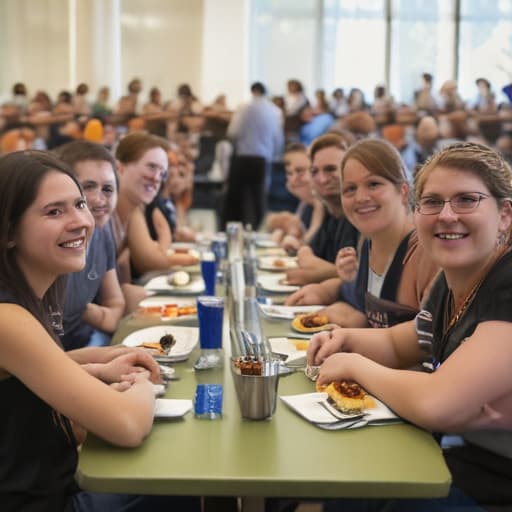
6, 241, 15, 249
497, 231, 507, 248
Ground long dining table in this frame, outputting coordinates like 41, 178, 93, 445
76, 280, 451, 501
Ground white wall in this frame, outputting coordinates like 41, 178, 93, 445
200, 0, 249, 108
0, 0, 70, 101
0, 0, 248, 107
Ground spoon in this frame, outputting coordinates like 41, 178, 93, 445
159, 334, 176, 355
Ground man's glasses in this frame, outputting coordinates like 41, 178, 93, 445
416, 192, 490, 215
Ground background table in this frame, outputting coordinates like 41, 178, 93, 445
77, 311, 451, 499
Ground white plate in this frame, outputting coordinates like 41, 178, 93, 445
154, 399, 192, 418
280, 392, 399, 426
255, 239, 279, 249
257, 274, 300, 293
122, 325, 199, 362
138, 296, 195, 308
144, 275, 205, 295
258, 247, 287, 257
258, 256, 298, 271
268, 337, 308, 366
259, 304, 323, 320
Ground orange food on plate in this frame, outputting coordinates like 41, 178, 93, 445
139, 306, 162, 316
160, 304, 197, 318
138, 342, 166, 354
289, 339, 310, 351
291, 313, 332, 333
178, 305, 197, 316
161, 304, 179, 318
317, 380, 375, 414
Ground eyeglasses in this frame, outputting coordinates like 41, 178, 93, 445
416, 192, 490, 215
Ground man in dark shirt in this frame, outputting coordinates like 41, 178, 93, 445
286, 132, 358, 285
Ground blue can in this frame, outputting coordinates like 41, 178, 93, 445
194, 384, 223, 419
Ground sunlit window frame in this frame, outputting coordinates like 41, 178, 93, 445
249, 0, 512, 104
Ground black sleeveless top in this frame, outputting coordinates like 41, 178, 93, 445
0, 291, 79, 511
339, 231, 418, 328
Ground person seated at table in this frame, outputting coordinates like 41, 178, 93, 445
145, 148, 199, 243
309, 142, 512, 510
111, 132, 198, 283
0, 123, 36, 154
287, 139, 437, 329
266, 142, 325, 253
168, 150, 198, 240
284, 132, 359, 286
0, 150, 199, 511
55, 141, 125, 349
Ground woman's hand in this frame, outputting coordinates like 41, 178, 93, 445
317, 352, 362, 387
96, 351, 161, 384
281, 234, 301, 255
285, 283, 329, 306
335, 246, 357, 282
307, 328, 349, 366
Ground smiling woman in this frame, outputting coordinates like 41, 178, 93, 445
308, 142, 512, 509
0, 151, 199, 511
287, 138, 438, 330
111, 132, 199, 283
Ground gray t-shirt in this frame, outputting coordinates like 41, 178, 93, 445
60, 225, 116, 350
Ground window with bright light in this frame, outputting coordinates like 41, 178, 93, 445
390, 0, 456, 105
248, 0, 512, 105
323, 0, 386, 104
458, 0, 512, 104
249, 0, 319, 100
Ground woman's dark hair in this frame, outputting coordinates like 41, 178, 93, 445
76, 83, 89, 95
13, 82, 27, 96
0, 150, 83, 340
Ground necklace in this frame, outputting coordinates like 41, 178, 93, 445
444, 279, 483, 334
443, 246, 508, 335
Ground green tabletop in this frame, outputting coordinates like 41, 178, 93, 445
77, 306, 451, 499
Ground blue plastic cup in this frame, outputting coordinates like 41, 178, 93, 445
197, 296, 224, 350
195, 296, 224, 370
201, 251, 217, 296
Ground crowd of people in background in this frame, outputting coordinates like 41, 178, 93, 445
2, 74, 512, 232
1, 73, 512, 510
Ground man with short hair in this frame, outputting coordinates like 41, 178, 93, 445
285, 132, 359, 286
223, 82, 284, 229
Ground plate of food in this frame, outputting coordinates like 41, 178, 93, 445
268, 337, 310, 367
257, 274, 300, 293
316, 380, 376, 415
137, 296, 197, 320
291, 313, 338, 333
281, 380, 398, 427
144, 272, 205, 296
258, 256, 298, 271
258, 304, 323, 320
121, 325, 199, 362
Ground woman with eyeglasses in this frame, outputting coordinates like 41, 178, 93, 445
308, 142, 512, 509
112, 132, 198, 283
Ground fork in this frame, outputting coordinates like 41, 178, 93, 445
318, 400, 365, 422
315, 418, 369, 430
